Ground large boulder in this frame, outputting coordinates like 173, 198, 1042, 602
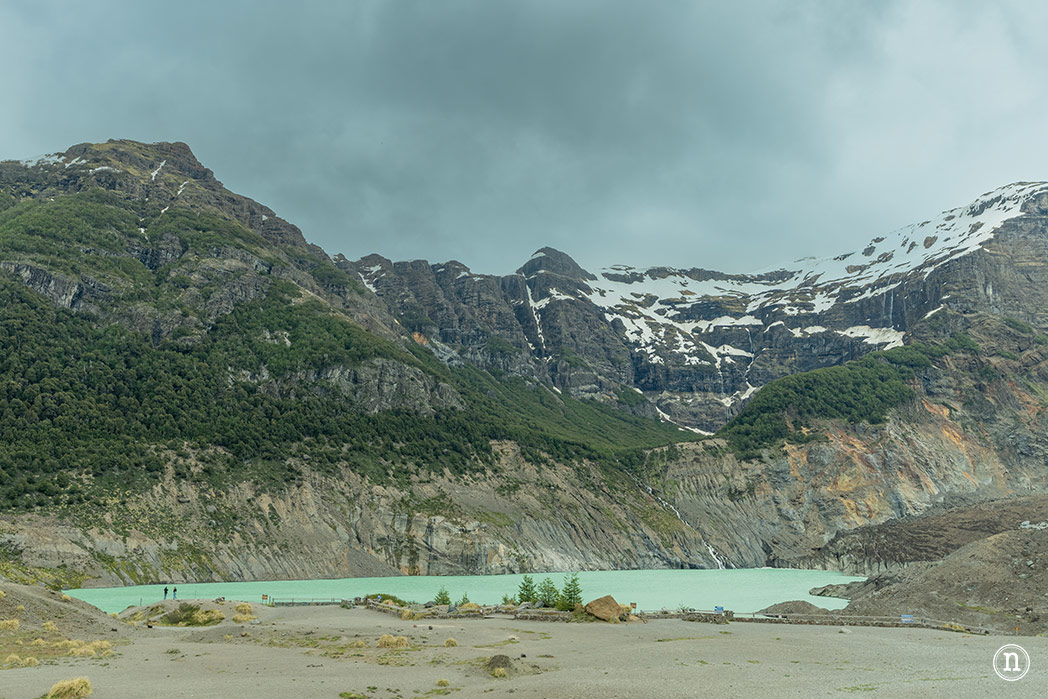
585, 595, 624, 622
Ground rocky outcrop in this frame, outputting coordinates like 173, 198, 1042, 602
0, 262, 85, 310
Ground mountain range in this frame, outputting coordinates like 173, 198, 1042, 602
0, 140, 1046, 629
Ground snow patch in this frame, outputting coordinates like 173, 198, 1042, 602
838, 325, 906, 349
18, 153, 64, 167
922, 305, 946, 320
150, 160, 167, 182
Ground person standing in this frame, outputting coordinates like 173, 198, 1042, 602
173, 587, 177, 600
164, 586, 169, 600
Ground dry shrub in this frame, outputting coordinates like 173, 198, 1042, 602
0, 619, 20, 630
168, 607, 224, 626
5, 653, 21, 665
19, 655, 39, 667
61, 595, 72, 602
349, 639, 367, 648
86, 641, 111, 655
376, 634, 408, 649
223, 634, 234, 642
47, 677, 93, 699
198, 609, 225, 625
492, 667, 507, 678
43, 620, 59, 632
0, 589, 6, 600
56, 640, 85, 650
234, 602, 253, 615
459, 602, 480, 611
15, 604, 25, 612
69, 646, 97, 658
31, 637, 47, 646
444, 637, 458, 647
436, 679, 450, 687
399, 608, 414, 620
232, 614, 256, 624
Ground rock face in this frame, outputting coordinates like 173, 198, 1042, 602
343, 182, 1048, 432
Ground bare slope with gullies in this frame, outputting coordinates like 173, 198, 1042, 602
813, 494, 1048, 573
803, 494, 1048, 634
839, 527, 1048, 635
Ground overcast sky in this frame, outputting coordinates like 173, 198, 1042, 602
3, 1, 1047, 275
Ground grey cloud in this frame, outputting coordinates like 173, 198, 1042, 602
2, 1, 1047, 275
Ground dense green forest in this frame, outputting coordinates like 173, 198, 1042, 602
0, 276, 689, 509
718, 334, 980, 459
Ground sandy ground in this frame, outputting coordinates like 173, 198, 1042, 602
2, 601, 1046, 698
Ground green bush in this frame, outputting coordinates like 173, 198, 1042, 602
365, 593, 412, 607
1003, 317, 1035, 335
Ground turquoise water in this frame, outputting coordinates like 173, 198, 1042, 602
67, 568, 863, 615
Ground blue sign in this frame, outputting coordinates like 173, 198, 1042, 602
714, 606, 724, 615
900, 614, 914, 623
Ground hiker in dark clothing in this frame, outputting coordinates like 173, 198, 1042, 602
164, 586, 169, 600
173, 587, 177, 600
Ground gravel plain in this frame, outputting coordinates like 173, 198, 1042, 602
2, 599, 1046, 698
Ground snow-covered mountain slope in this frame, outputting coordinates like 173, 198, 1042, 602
582, 181, 1047, 358
345, 181, 1048, 431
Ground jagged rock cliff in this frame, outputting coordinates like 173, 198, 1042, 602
342, 183, 1048, 432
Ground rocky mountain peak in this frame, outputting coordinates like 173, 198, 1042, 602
517, 247, 596, 281
63, 139, 216, 183
7, 139, 315, 252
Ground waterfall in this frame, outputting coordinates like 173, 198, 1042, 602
626, 471, 728, 569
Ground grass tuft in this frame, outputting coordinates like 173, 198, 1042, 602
377, 634, 409, 649
46, 677, 93, 699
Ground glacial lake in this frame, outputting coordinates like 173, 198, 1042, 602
68, 568, 863, 615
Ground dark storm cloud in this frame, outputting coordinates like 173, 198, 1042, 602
3, 1, 1048, 274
